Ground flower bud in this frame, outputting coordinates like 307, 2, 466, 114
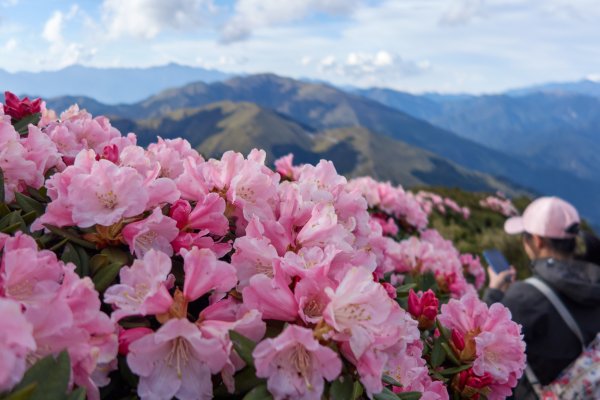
169, 199, 192, 229
408, 289, 439, 330
118, 327, 153, 355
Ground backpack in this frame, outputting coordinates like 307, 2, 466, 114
524, 277, 600, 400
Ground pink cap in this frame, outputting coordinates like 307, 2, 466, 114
504, 196, 580, 239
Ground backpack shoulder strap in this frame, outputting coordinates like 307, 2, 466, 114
525, 277, 585, 350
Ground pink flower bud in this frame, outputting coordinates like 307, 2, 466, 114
381, 282, 397, 299
169, 199, 192, 229
451, 329, 466, 351
408, 289, 439, 330
96, 144, 119, 164
3, 91, 41, 121
118, 327, 153, 355
408, 289, 422, 318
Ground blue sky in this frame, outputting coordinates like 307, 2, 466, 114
1, 0, 600, 93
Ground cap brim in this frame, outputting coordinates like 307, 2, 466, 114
504, 217, 524, 235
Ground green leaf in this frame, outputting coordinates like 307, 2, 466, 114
230, 367, 265, 395
0, 203, 10, 217
26, 186, 49, 203
1, 383, 37, 400
441, 342, 461, 366
242, 384, 272, 400
65, 388, 86, 400
395, 283, 417, 295
439, 364, 472, 376
90, 254, 109, 275
43, 224, 97, 250
12, 351, 70, 400
431, 337, 445, 368
421, 273, 437, 291
0, 211, 26, 234
61, 242, 81, 266
229, 330, 257, 367
396, 392, 422, 400
13, 113, 41, 136
21, 211, 37, 225
382, 375, 403, 387
435, 319, 451, 340
330, 375, 354, 400
374, 387, 401, 400
61, 244, 90, 277
352, 380, 364, 400
75, 246, 91, 277
14, 193, 44, 217
92, 260, 125, 292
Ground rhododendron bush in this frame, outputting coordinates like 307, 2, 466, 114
0, 92, 526, 400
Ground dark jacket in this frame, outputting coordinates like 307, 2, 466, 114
483, 258, 600, 399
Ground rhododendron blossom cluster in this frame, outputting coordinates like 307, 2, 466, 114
0, 92, 525, 400
479, 194, 519, 217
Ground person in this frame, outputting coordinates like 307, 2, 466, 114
483, 196, 600, 399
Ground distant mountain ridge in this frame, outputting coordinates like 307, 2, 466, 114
0, 63, 231, 104
505, 78, 600, 98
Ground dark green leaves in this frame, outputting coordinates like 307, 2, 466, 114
242, 384, 272, 400
229, 330, 257, 367
13, 113, 41, 136
6, 351, 71, 400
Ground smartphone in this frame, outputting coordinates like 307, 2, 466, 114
483, 249, 510, 273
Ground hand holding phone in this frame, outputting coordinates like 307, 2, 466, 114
483, 249, 510, 273
483, 249, 515, 291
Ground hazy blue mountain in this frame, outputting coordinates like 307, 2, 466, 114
0, 63, 230, 104
506, 79, 600, 98
358, 88, 600, 182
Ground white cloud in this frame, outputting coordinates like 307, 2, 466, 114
101, 0, 215, 39
220, 0, 363, 43
439, 0, 485, 26
40, 6, 97, 69
300, 56, 312, 66
318, 51, 430, 79
42, 11, 64, 42
3, 37, 16, 51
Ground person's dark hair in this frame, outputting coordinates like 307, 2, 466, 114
578, 231, 600, 266
522, 232, 577, 256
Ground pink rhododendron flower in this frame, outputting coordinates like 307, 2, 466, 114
0, 119, 38, 202
70, 159, 148, 227
242, 267, 298, 322
45, 106, 123, 158
460, 253, 486, 290
253, 325, 342, 400
199, 309, 266, 393
104, 249, 174, 321
231, 235, 279, 288
122, 207, 179, 257
186, 192, 229, 235
182, 247, 237, 302
147, 137, 203, 179
323, 267, 397, 359
274, 153, 297, 179
0, 232, 65, 304
127, 318, 228, 400
438, 294, 526, 398
0, 298, 36, 392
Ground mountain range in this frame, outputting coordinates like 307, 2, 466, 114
0, 63, 230, 104
3, 64, 598, 227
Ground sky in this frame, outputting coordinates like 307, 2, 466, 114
1, 0, 600, 93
